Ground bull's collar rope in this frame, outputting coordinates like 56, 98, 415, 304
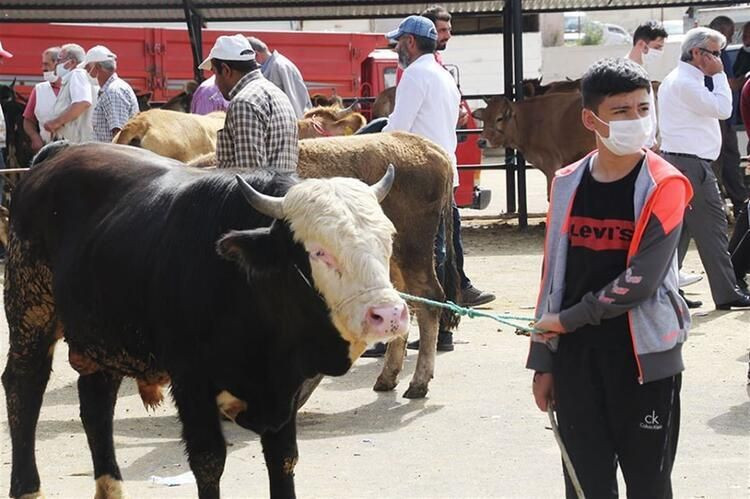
396, 291, 539, 334
294, 265, 538, 334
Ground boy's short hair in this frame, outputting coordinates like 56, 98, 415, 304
581, 58, 651, 112
633, 21, 668, 45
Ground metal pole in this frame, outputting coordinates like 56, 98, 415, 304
182, 0, 204, 83
512, 0, 528, 228
503, 2, 516, 214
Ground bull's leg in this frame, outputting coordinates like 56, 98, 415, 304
77, 370, 124, 499
171, 377, 226, 499
403, 303, 440, 399
374, 264, 409, 392
261, 414, 298, 499
1, 236, 58, 498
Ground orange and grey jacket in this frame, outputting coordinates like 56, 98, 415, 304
527, 149, 693, 384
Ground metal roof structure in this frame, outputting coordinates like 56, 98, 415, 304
0, 0, 731, 23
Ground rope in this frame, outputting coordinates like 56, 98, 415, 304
397, 291, 539, 334
547, 406, 586, 499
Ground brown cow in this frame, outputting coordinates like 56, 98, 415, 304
189, 132, 460, 400
298, 104, 366, 139
112, 109, 225, 162
310, 93, 344, 108
372, 86, 396, 118
472, 93, 595, 189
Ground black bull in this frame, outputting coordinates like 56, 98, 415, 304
1, 142, 396, 499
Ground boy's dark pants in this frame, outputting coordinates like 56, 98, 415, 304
553, 340, 681, 499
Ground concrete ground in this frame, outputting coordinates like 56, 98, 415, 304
0, 168, 748, 498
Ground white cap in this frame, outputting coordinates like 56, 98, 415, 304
198, 34, 255, 71
83, 45, 116, 66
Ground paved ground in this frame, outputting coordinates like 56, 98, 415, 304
0, 169, 748, 498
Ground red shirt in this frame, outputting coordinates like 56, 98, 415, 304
22, 81, 62, 121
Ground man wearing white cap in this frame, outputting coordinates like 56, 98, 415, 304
46, 43, 96, 143
199, 34, 298, 171
84, 45, 139, 142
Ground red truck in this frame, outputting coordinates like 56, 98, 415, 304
0, 23, 489, 209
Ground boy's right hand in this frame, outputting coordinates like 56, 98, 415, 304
532, 371, 555, 412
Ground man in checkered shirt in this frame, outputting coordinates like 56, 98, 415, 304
199, 35, 298, 171
83, 45, 139, 143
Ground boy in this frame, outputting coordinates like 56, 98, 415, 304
528, 58, 692, 498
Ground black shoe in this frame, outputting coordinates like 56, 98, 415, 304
716, 292, 750, 310
678, 289, 703, 309
407, 331, 454, 352
460, 285, 496, 307
737, 277, 748, 293
361, 342, 387, 358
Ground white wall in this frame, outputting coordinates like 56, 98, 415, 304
440, 33, 542, 95
541, 39, 683, 83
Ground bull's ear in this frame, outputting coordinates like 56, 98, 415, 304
217, 227, 286, 271
471, 108, 484, 121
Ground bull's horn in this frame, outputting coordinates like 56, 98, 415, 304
371, 164, 395, 202
235, 175, 285, 219
334, 98, 359, 119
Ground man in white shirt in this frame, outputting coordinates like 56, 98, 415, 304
23, 46, 62, 152
45, 43, 96, 143
658, 27, 750, 309
248, 36, 311, 119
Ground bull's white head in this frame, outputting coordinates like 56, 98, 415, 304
231, 166, 408, 359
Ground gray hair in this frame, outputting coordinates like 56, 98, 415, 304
97, 59, 117, 71
43, 46, 61, 63
60, 43, 85, 64
680, 27, 726, 62
246, 36, 269, 54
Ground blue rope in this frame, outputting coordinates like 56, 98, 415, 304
397, 291, 540, 334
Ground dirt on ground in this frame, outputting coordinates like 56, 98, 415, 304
0, 220, 748, 498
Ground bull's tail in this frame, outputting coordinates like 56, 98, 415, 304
30, 140, 70, 167
440, 184, 461, 331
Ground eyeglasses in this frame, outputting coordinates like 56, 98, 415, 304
699, 48, 721, 57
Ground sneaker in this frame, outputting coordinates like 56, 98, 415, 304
460, 285, 496, 307
361, 342, 387, 358
679, 271, 703, 288
407, 331, 454, 352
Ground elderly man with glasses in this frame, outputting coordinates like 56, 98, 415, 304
658, 27, 750, 310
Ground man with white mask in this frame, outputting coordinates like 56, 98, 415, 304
530, 57, 692, 498
83, 45, 139, 142
626, 21, 667, 150
659, 27, 750, 310
22, 46, 62, 152
44, 43, 96, 143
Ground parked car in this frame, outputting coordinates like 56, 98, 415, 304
601, 23, 631, 45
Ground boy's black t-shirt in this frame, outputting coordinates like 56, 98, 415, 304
560, 156, 643, 351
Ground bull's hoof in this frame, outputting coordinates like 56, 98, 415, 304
19, 491, 45, 499
373, 375, 397, 392
403, 384, 428, 399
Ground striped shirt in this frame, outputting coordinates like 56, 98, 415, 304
92, 73, 139, 142
216, 69, 298, 171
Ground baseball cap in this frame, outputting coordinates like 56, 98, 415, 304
83, 45, 116, 66
198, 34, 255, 70
386, 15, 438, 42
0, 41, 13, 59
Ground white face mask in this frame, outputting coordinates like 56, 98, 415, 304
643, 47, 663, 64
593, 113, 652, 156
56, 62, 70, 78
42, 71, 57, 83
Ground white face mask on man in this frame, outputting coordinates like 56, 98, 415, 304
643, 47, 663, 64
42, 71, 57, 83
592, 113, 652, 156
56, 62, 71, 78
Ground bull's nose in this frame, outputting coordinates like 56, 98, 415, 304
366, 303, 409, 337
477, 138, 488, 149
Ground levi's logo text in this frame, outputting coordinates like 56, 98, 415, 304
568, 216, 634, 251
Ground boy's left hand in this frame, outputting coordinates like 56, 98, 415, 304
534, 312, 566, 340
